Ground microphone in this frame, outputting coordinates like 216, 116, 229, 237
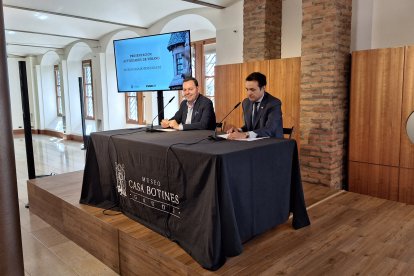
146, 96, 175, 132
209, 102, 241, 141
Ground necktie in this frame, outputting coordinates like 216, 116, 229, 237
251, 101, 259, 127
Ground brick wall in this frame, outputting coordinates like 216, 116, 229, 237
243, 0, 282, 61
300, 0, 352, 188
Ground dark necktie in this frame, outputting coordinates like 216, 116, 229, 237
251, 101, 259, 127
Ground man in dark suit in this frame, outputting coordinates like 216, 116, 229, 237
161, 77, 216, 130
227, 72, 283, 139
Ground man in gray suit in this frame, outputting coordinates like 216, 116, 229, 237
227, 72, 283, 139
161, 76, 216, 130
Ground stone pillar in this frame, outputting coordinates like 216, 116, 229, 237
300, 0, 352, 188
243, 0, 282, 61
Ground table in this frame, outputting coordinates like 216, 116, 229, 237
80, 129, 310, 270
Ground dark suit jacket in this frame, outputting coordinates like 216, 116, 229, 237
170, 94, 216, 130
241, 92, 283, 138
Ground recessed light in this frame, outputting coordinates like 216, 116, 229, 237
34, 12, 48, 20
7, 31, 16, 34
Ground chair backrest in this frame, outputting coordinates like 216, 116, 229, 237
283, 126, 294, 139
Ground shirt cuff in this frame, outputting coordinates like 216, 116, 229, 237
248, 131, 258, 138
178, 124, 183, 131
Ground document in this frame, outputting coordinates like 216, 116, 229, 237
217, 134, 268, 141
157, 128, 178, 132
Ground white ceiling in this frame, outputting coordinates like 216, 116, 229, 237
3, 0, 239, 57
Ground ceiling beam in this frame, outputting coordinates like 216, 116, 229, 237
6, 43, 63, 50
181, 0, 225, 9
3, 4, 147, 29
5, 29, 99, 41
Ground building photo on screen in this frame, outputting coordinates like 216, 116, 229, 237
113, 30, 192, 92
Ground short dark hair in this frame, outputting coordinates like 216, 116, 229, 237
246, 72, 267, 88
183, 76, 199, 87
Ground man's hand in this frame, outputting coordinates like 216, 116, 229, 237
226, 127, 239, 134
161, 119, 170, 128
228, 131, 248, 140
169, 120, 180, 130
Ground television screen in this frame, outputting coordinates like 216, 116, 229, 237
113, 30, 192, 92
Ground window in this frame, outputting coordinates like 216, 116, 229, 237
125, 92, 144, 124
54, 65, 63, 117
190, 38, 216, 105
176, 53, 184, 75
204, 50, 216, 104
82, 60, 94, 120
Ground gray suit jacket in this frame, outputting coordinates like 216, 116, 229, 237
170, 94, 216, 130
241, 92, 283, 138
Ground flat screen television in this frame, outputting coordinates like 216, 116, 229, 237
113, 30, 192, 92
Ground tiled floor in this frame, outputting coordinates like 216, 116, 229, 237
14, 135, 118, 276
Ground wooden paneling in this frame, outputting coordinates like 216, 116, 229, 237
215, 59, 300, 137
400, 46, 414, 169
399, 168, 414, 204
349, 48, 404, 166
269, 58, 301, 141
241, 60, 270, 105
215, 64, 242, 130
348, 161, 399, 201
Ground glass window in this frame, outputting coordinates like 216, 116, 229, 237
125, 92, 144, 124
82, 60, 94, 120
54, 65, 63, 117
190, 39, 216, 105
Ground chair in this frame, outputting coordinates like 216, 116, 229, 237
283, 126, 294, 139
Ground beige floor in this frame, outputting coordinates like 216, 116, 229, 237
14, 135, 118, 276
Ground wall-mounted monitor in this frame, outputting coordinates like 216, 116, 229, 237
113, 30, 192, 92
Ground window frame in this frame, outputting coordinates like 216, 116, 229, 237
82, 60, 95, 120
53, 64, 63, 117
125, 92, 144, 124
190, 38, 216, 103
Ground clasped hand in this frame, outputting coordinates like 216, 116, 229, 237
161, 119, 179, 130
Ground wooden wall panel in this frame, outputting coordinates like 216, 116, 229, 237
399, 168, 414, 204
269, 58, 301, 141
241, 60, 270, 107
348, 161, 399, 201
215, 63, 242, 130
214, 59, 300, 140
349, 48, 404, 166
400, 46, 414, 169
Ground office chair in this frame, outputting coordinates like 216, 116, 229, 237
283, 126, 294, 139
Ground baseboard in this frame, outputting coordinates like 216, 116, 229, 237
13, 129, 83, 142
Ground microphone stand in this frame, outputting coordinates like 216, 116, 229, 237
146, 96, 175, 132
209, 102, 241, 141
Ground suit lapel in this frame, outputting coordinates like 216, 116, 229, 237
246, 101, 254, 130
252, 93, 268, 129
182, 101, 188, 123
192, 96, 201, 121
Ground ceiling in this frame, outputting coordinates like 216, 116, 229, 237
3, 0, 239, 57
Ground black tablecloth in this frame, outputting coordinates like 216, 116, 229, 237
80, 129, 310, 270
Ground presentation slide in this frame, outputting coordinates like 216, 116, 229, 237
114, 31, 191, 92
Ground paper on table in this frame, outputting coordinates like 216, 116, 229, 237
157, 128, 178, 132
217, 133, 268, 141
